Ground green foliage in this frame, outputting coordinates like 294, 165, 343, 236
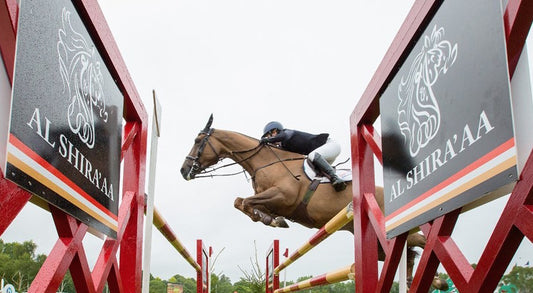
170, 274, 197, 292
149, 276, 167, 293
211, 273, 233, 293
501, 265, 533, 292
0, 239, 48, 292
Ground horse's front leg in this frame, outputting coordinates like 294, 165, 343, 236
234, 197, 289, 228
234, 187, 289, 228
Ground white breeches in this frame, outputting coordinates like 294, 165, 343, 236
308, 138, 341, 164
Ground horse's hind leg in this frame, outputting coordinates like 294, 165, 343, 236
234, 197, 289, 228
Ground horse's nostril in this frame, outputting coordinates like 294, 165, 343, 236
180, 167, 187, 177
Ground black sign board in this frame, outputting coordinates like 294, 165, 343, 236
380, 0, 517, 238
6, 0, 123, 238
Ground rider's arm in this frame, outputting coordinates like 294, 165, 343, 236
262, 130, 288, 143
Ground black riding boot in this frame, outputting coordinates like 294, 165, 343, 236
312, 154, 347, 192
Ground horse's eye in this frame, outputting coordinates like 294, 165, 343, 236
194, 138, 201, 144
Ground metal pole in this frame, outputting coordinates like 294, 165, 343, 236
142, 90, 162, 293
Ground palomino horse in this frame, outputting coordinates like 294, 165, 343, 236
180, 115, 446, 289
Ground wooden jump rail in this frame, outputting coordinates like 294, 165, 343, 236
152, 207, 201, 272
273, 202, 353, 275
274, 264, 355, 293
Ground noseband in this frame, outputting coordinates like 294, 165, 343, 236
185, 128, 221, 176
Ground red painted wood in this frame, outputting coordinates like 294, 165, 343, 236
350, 0, 532, 292
376, 234, 407, 293
92, 191, 135, 292
197, 240, 208, 293
0, 0, 16, 83
361, 125, 383, 165
0, 0, 149, 291
411, 212, 459, 292
504, 0, 533, 78
515, 205, 533, 242
468, 149, 533, 291
29, 206, 90, 293
74, 1, 149, 292
69, 245, 95, 293
121, 121, 139, 160
351, 125, 378, 292
107, 261, 124, 293
433, 235, 472, 289
0, 173, 31, 235
119, 180, 145, 293
416, 211, 473, 291
362, 192, 387, 249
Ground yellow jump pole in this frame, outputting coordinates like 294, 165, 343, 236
274, 202, 353, 275
152, 207, 201, 272
274, 264, 355, 293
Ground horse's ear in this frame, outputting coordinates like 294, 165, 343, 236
202, 114, 214, 133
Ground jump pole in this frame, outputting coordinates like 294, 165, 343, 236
274, 264, 355, 293
273, 202, 353, 275
152, 207, 201, 272
142, 90, 162, 293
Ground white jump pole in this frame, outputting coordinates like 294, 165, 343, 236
399, 243, 407, 293
142, 90, 162, 293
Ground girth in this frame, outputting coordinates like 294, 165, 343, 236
288, 179, 320, 227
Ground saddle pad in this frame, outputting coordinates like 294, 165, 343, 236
303, 160, 352, 183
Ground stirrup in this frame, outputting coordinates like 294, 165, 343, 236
331, 179, 347, 192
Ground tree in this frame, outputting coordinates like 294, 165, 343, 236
169, 274, 197, 292
210, 273, 233, 293
0, 239, 47, 292
149, 274, 167, 293
501, 265, 533, 292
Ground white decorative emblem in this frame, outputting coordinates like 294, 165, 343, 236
397, 25, 458, 157
57, 8, 108, 149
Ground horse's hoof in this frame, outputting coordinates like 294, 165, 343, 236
272, 216, 289, 228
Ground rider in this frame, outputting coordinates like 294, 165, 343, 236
260, 121, 347, 192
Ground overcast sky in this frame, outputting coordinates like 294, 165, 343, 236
2, 0, 533, 285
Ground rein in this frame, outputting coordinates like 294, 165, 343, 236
189, 130, 305, 180
261, 145, 303, 181
192, 142, 264, 178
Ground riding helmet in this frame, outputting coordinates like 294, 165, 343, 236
262, 121, 283, 137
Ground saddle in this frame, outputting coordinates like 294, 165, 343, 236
302, 159, 352, 183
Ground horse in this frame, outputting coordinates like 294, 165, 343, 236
180, 115, 447, 290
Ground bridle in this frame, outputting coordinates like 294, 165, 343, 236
184, 127, 305, 180
185, 128, 221, 178
184, 114, 305, 180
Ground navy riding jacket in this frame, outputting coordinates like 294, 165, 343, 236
264, 129, 329, 155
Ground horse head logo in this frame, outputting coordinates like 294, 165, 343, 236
397, 25, 458, 157
57, 7, 108, 149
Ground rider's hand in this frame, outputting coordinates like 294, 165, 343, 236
260, 137, 269, 144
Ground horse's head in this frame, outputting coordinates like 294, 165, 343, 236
180, 114, 222, 180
